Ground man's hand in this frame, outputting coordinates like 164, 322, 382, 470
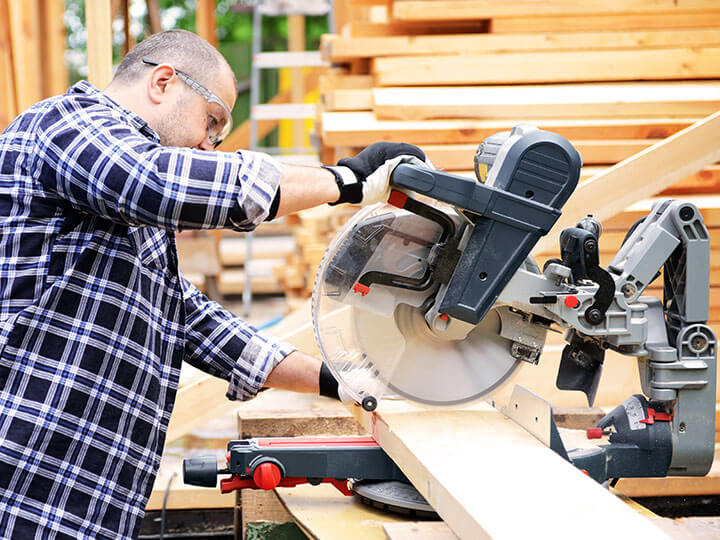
324, 142, 430, 205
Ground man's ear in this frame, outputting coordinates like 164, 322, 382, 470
147, 64, 177, 105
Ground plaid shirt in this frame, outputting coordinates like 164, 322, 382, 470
0, 82, 294, 539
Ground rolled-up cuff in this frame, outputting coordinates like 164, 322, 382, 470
230, 151, 282, 230
226, 334, 296, 401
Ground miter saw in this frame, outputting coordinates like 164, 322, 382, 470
184, 125, 716, 513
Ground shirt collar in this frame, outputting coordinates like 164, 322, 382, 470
68, 81, 161, 142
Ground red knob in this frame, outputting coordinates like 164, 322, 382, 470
586, 427, 603, 439
564, 295, 580, 309
253, 462, 282, 490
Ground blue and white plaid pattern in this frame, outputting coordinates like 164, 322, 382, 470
0, 82, 294, 539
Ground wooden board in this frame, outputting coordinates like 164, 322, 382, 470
350, 401, 668, 539
372, 48, 720, 86
373, 82, 720, 121
85, 0, 113, 89
384, 522, 458, 539
0, 0, 16, 129
39, 0, 68, 98
8, 0, 42, 111
533, 110, 720, 255
321, 111, 694, 146
490, 11, 720, 33
323, 28, 720, 61
391, 0, 720, 20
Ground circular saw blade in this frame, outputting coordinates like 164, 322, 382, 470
312, 203, 523, 407
355, 304, 520, 406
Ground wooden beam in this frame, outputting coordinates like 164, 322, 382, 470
120, 0, 135, 55
372, 82, 720, 121
8, 0, 42, 111
39, 0, 69, 98
392, 0, 720, 21
349, 400, 668, 539
372, 47, 720, 86
321, 111, 694, 147
196, 0, 217, 47
288, 14, 306, 148
533, 110, 720, 255
86, 0, 113, 89
146, 0, 162, 34
0, 0, 16, 128
323, 28, 720, 61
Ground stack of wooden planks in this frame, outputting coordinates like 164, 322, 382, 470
275, 0, 720, 318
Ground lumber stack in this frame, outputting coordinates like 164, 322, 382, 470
321, 0, 720, 164
285, 1, 720, 309
177, 223, 299, 298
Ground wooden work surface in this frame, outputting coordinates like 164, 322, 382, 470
277, 483, 413, 540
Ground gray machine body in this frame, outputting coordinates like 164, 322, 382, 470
393, 128, 715, 479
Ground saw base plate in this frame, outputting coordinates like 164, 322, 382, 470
350, 480, 440, 520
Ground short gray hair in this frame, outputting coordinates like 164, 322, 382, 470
112, 29, 236, 91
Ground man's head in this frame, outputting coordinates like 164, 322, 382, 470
105, 30, 237, 150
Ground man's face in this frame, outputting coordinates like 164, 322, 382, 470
154, 67, 236, 150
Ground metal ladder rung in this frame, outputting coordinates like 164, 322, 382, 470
252, 103, 316, 120
253, 51, 326, 68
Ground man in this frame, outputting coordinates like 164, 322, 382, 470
0, 30, 428, 539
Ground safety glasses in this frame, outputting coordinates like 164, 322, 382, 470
142, 58, 233, 147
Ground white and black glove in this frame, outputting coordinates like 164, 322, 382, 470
324, 142, 430, 205
319, 362, 379, 405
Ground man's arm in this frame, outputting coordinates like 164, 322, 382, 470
263, 350, 321, 393
275, 164, 340, 218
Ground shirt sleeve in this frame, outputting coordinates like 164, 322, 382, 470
181, 276, 296, 400
33, 98, 282, 231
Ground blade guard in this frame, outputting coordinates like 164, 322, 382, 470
390, 127, 581, 325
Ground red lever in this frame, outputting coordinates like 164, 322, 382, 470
353, 283, 370, 296
388, 190, 408, 208
640, 407, 674, 425
586, 427, 603, 439
253, 462, 282, 490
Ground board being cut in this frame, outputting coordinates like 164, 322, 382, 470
350, 400, 669, 540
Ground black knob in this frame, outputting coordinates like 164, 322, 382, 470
183, 455, 218, 487
362, 395, 378, 411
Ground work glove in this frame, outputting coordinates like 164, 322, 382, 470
319, 362, 381, 405
324, 142, 430, 205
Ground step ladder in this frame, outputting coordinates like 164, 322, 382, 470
244, 0, 332, 315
